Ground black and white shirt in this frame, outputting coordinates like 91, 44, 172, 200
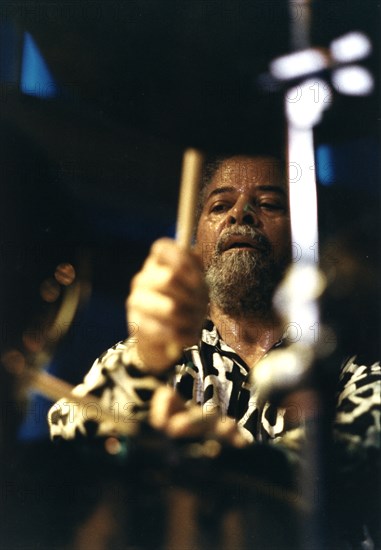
48, 320, 381, 453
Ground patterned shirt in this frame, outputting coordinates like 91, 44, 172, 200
47, 320, 381, 547
48, 319, 381, 452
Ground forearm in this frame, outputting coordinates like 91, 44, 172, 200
47, 339, 172, 440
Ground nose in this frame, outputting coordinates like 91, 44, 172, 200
227, 201, 258, 226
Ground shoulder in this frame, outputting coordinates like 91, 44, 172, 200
337, 356, 381, 395
335, 356, 381, 448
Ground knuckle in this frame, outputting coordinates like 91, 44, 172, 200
130, 271, 143, 291
165, 297, 178, 317
126, 293, 136, 311
163, 267, 178, 287
151, 237, 176, 259
129, 275, 137, 290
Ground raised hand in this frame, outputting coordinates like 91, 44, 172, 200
126, 238, 208, 372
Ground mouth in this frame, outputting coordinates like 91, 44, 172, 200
225, 243, 256, 251
222, 236, 263, 252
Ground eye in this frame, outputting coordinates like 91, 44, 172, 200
210, 202, 231, 213
259, 202, 286, 212
261, 203, 281, 210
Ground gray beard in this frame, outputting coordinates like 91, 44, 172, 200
205, 228, 284, 316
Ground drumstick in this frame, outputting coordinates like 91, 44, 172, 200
175, 148, 204, 249
165, 148, 204, 361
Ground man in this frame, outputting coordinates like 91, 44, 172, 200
48, 154, 296, 443
48, 153, 380, 545
48, 154, 379, 447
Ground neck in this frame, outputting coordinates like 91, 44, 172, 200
209, 303, 283, 369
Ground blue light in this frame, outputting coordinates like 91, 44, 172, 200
20, 32, 58, 98
316, 144, 335, 186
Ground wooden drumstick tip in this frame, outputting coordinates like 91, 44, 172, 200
176, 148, 204, 250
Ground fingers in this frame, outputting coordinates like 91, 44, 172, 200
135, 260, 197, 299
141, 239, 206, 297
151, 238, 204, 274
166, 410, 248, 448
149, 387, 249, 449
130, 271, 207, 318
126, 238, 209, 371
213, 418, 249, 448
150, 386, 187, 430
165, 406, 209, 439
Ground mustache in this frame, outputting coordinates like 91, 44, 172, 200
216, 226, 271, 254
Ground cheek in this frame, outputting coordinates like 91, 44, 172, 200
196, 220, 220, 269
272, 225, 292, 261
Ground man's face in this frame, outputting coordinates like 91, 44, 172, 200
195, 155, 291, 315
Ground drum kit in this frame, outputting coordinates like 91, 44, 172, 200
0, 1, 378, 548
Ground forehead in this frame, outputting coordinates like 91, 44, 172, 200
207, 155, 286, 193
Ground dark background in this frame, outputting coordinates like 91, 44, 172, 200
0, 0, 379, 444
0, 2, 379, 548
0, 0, 379, 438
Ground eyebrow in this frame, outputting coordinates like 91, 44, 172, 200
206, 184, 287, 202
